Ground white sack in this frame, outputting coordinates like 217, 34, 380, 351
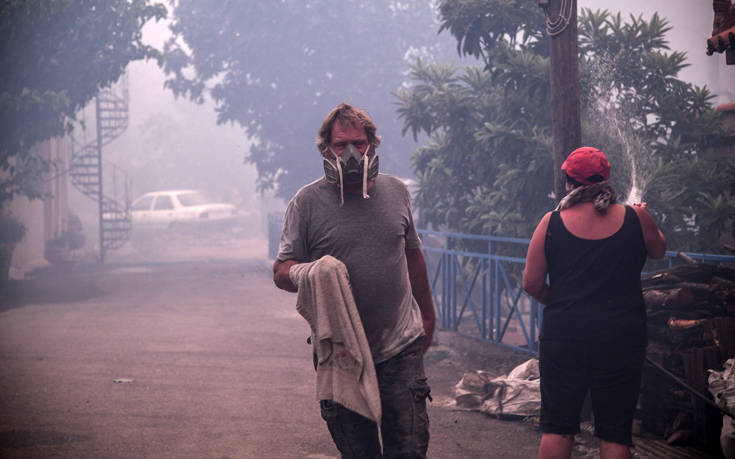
455, 358, 540, 417
708, 358, 735, 458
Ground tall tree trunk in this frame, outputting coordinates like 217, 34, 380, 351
547, 0, 581, 203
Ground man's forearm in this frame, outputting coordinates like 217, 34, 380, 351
406, 252, 435, 315
414, 282, 436, 350
273, 259, 298, 292
406, 248, 436, 350
412, 279, 436, 322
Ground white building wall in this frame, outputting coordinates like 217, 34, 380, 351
9, 137, 69, 278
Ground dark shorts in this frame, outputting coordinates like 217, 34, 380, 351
320, 336, 431, 458
539, 339, 645, 446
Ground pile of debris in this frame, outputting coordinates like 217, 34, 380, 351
638, 256, 735, 453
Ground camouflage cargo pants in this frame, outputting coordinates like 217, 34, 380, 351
319, 336, 431, 459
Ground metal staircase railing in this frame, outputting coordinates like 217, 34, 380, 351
69, 74, 132, 261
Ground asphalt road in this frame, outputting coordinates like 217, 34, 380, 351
0, 236, 541, 458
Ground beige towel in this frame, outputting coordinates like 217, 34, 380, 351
290, 255, 381, 425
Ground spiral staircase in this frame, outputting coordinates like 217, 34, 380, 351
69, 75, 133, 262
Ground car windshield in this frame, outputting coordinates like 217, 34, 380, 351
132, 195, 154, 211
177, 192, 210, 207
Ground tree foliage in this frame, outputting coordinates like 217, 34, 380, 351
0, 0, 166, 209
396, 2, 734, 252
162, 0, 457, 201
578, 10, 734, 252
395, 0, 551, 238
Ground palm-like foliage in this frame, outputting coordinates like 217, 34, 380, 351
396, 3, 733, 252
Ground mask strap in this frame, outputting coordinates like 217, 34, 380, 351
332, 149, 344, 207
362, 145, 372, 199
362, 153, 369, 199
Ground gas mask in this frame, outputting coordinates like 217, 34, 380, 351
323, 143, 379, 206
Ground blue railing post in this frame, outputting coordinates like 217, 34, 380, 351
442, 252, 449, 330
446, 253, 451, 329
481, 258, 487, 340
487, 240, 493, 341
494, 255, 500, 343
451, 254, 457, 331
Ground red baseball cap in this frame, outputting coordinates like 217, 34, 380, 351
561, 147, 610, 185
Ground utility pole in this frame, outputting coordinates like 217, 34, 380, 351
540, 0, 581, 203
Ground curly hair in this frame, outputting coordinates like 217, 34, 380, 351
316, 102, 382, 156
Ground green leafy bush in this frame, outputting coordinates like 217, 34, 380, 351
0, 214, 25, 245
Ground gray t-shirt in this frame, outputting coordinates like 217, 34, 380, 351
277, 174, 424, 363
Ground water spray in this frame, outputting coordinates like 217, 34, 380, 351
589, 58, 648, 205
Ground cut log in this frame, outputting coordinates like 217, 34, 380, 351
713, 317, 735, 359
667, 318, 707, 329
677, 252, 699, 265
643, 288, 698, 310
639, 261, 735, 448
642, 263, 735, 287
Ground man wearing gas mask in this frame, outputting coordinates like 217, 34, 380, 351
273, 102, 436, 458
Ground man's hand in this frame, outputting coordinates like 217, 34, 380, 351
273, 259, 299, 292
405, 247, 437, 353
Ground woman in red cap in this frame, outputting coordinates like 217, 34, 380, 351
523, 147, 666, 459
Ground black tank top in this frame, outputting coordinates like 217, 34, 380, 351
542, 205, 647, 344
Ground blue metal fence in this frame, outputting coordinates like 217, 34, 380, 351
267, 212, 735, 355
418, 229, 541, 355
417, 229, 735, 355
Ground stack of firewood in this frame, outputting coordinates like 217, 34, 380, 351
637, 256, 735, 452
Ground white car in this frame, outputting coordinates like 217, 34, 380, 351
130, 190, 238, 228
